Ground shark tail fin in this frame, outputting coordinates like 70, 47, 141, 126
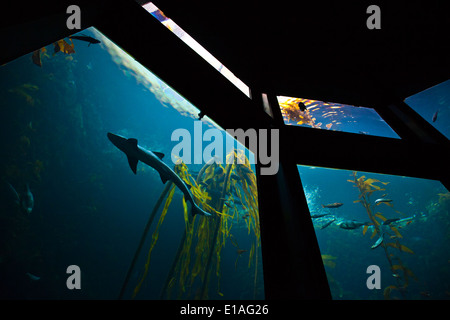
191, 203, 212, 217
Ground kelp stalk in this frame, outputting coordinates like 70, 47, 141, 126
200, 162, 233, 299
159, 212, 194, 299
196, 156, 218, 182
118, 182, 173, 299
133, 184, 176, 297
350, 172, 412, 298
159, 158, 217, 299
253, 243, 258, 299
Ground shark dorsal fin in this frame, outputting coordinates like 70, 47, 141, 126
127, 138, 138, 148
153, 151, 165, 160
127, 155, 138, 174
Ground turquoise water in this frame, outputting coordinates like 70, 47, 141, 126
0, 25, 448, 300
405, 79, 450, 139
277, 96, 401, 138
0, 27, 263, 299
298, 165, 450, 300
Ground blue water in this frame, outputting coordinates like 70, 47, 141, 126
0, 25, 448, 301
277, 96, 401, 139
298, 165, 450, 300
405, 79, 450, 139
0, 27, 263, 299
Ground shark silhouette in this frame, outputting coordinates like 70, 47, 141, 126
107, 132, 211, 217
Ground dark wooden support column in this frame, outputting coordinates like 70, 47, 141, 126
256, 158, 331, 299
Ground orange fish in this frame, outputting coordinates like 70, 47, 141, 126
31, 47, 46, 66
54, 39, 75, 55
32, 49, 41, 66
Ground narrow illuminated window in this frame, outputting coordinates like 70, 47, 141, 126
142, 2, 251, 98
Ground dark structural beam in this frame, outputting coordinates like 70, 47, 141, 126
256, 158, 332, 299
1, 0, 448, 301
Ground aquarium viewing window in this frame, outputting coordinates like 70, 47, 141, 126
141, 2, 251, 99
0, 26, 263, 300
277, 95, 400, 139
297, 165, 450, 300
404, 79, 450, 140
2, 0, 448, 304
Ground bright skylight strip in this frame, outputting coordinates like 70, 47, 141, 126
142, 2, 251, 98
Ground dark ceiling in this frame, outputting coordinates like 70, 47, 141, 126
2, 0, 448, 109
150, 0, 449, 108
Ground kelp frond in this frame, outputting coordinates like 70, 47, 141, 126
322, 254, 337, 268
134, 149, 262, 300
133, 183, 176, 298
438, 192, 450, 205
349, 171, 417, 299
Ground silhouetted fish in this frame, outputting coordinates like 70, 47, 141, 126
321, 202, 343, 208
26, 272, 40, 280
311, 213, 331, 219
70, 34, 100, 46
22, 184, 34, 214
107, 132, 211, 216
432, 110, 439, 122
371, 234, 384, 249
382, 218, 400, 225
320, 218, 336, 230
375, 198, 392, 205
338, 220, 368, 229
297, 102, 307, 112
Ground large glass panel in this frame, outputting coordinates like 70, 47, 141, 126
277, 96, 400, 138
141, 2, 251, 98
0, 27, 263, 299
298, 165, 449, 299
404, 79, 450, 139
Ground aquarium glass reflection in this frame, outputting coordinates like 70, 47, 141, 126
404, 79, 450, 139
0, 26, 264, 299
277, 96, 400, 138
297, 165, 449, 300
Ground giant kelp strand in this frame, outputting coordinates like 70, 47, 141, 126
199, 163, 231, 298
133, 149, 261, 299
119, 181, 174, 299
132, 183, 176, 298
349, 171, 416, 299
